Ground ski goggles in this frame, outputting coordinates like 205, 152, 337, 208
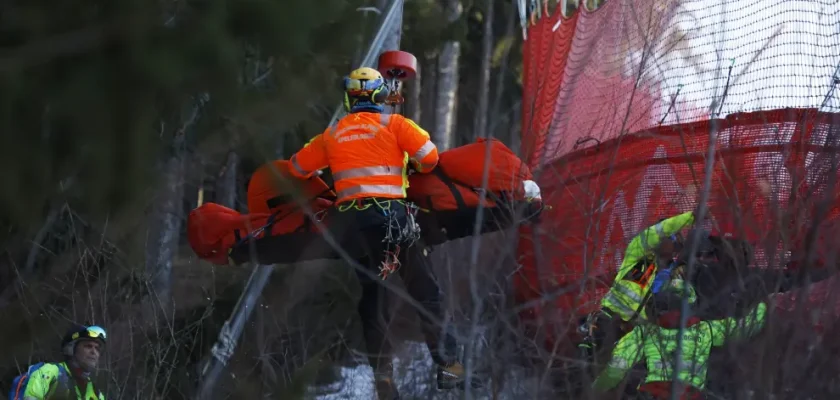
343, 76, 384, 94
72, 325, 107, 341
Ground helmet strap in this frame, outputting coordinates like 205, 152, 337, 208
343, 92, 352, 112
63, 342, 76, 357
348, 95, 384, 113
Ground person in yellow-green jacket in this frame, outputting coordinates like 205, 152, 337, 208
603, 210, 698, 322
10, 324, 106, 400
591, 278, 767, 400
580, 210, 698, 358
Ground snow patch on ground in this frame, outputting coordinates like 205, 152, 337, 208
310, 341, 542, 399
308, 364, 375, 400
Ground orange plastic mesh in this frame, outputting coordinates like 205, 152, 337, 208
516, 0, 840, 344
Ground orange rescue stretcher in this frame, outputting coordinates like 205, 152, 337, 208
187, 139, 544, 266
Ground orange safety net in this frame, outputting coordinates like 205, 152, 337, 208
516, 0, 840, 345
520, 0, 840, 168
515, 109, 840, 344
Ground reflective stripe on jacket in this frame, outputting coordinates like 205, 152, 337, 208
288, 112, 439, 203
601, 211, 696, 321
602, 280, 648, 321
22, 361, 104, 400
592, 302, 767, 392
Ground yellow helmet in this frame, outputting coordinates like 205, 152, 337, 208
343, 67, 390, 112
347, 67, 382, 83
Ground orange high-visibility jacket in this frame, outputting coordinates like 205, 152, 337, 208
289, 112, 439, 204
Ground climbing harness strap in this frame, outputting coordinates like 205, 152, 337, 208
231, 197, 329, 252
265, 188, 336, 210
434, 165, 543, 221
337, 198, 422, 279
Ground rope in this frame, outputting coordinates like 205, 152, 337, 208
380, 200, 421, 279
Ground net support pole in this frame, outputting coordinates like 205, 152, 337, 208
328, 0, 404, 127
377, 0, 403, 53
195, 264, 274, 399
193, 2, 406, 398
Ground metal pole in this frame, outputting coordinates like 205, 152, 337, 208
195, 265, 274, 399
193, 1, 405, 398
328, 0, 404, 127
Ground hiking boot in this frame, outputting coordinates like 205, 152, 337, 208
436, 361, 466, 390
375, 376, 400, 400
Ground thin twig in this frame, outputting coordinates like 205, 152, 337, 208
670, 44, 733, 400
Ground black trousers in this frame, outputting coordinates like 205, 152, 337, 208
325, 198, 457, 373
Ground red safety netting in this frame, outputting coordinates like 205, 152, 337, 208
521, 0, 840, 168
514, 109, 840, 346
516, 0, 840, 346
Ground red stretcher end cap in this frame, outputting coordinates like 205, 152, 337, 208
378, 50, 417, 80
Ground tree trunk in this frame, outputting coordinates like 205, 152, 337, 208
145, 136, 185, 311
145, 96, 207, 312
405, 63, 422, 121
509, 103, 522, 156
489, 3, 517, 143
216, 151, 239, 210
421, 54, 438, 131
434, 0, 462, 151
473, 0, 494, 140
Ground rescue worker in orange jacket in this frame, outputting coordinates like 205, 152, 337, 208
288, 67, 463, 399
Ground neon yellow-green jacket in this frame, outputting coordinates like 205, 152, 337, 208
22, 362, 104, 400
601, 211, 695, 321
592, 302, 767, 391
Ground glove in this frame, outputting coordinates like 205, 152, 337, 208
650, 266, 673, 294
